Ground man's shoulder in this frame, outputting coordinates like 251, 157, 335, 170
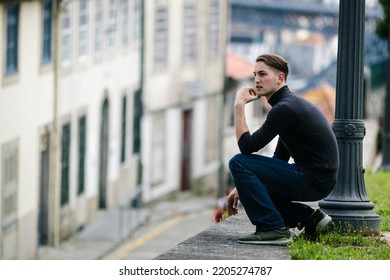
268, 100, 298, 119
282, 92, 317, 109
274, 93, 300, 109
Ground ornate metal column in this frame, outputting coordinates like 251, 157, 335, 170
319, 0, 380, 234
380, 0, 390, 170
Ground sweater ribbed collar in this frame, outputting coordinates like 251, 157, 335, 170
268, 85, 289, 106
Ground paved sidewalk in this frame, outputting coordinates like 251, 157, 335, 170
38, 193, 216, 260
38, 207, 150, 260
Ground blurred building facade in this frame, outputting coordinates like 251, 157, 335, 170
0, 0, 142, 259
0, 0, 228, 259
141, 0, 228, 201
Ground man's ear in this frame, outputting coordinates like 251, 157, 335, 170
278, 72, 285, 83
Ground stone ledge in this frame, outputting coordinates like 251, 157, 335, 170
155, 211, 291, 260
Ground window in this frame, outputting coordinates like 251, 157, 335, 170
154, 6, 168, 66
94, 0, 104, 54
5, 3, 19, 75
183, 3, 197, 61
61, 4, 72, 65
1, 140, 18, 228
206, 97, 218, 162
78, 116, 86, 195
42, 0, 53, 65
61, 123, 71, 206
108, 0, 118, 50
120, 95, 127, 163
226, 90, 235, 128
78, 0, 89, 57
121, 0, 129, 46
133, 0, 141, 41
208, 0, 220, 57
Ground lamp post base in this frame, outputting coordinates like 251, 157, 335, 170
319, 200, 380, 235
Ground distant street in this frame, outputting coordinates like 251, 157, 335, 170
104, 209, 215, 260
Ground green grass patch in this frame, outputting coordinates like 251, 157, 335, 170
290, 232, 390, 260
289, 170, 390, 260
365, 170, 390, 231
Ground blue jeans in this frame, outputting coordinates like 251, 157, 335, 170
229, 154, 328, 231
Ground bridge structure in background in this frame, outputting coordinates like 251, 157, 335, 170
231, 0, 382, 39
229, 0, 387, 90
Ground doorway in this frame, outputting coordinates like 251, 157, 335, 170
98, 98, 109, 208
180, 110, 192, 191
38, 137, 50, 245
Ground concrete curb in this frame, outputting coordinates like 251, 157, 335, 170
155, 211, 291, 260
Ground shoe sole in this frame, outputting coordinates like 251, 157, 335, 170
316, 215, 332, 232
238, 237, 292, 246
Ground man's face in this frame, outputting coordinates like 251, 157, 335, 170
253, 61, 282, 100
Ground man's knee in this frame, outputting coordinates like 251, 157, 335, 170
229, 154, 246, 172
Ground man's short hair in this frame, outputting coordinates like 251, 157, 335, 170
256, 54, 289, 81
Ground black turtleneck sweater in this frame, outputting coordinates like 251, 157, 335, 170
238, 85, 339, 188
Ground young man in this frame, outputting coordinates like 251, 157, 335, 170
227, 54, 339, 245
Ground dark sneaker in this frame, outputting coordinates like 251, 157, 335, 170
238, 227, 292, 246
299, 209, 332, 236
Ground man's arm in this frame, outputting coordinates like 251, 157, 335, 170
234, 87, 259, 141
234, 102, 250, 141
273, 137, 290, 161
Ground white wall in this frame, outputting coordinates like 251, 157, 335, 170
0, 1, 56, 259
0, 0, 142, 258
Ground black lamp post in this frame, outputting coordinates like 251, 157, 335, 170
319, 0, 380, 234
380, 0, 390, 171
